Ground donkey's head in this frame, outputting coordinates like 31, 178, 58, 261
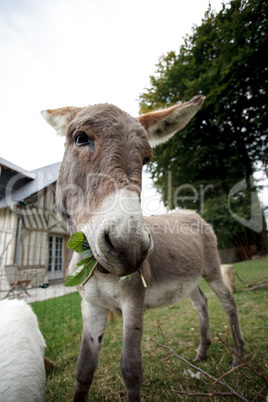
41, 95, 205, 276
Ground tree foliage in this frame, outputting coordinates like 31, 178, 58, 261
139, 0, 268, 253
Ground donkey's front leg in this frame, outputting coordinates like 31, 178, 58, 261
120, 297, 144, 402
74, 299, 108, 401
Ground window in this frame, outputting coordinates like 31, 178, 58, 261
48, 236, 64, 280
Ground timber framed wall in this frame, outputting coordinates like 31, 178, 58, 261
0, 184, 72, 294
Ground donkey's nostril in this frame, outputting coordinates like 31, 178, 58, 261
104, 231, 116, 253
96, 219, 153, 275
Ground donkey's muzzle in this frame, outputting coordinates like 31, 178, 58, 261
83, 188, 154, 276
100, 227, 153, 275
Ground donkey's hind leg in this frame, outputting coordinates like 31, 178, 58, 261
189, 286, 211, 362
208, 277, 244, 366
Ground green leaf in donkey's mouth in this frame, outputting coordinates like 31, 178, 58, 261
65, 231, 147, 288
139, 271, 147, 288
67, 231, 87, 252
119, 273, 134, 283
65, 231, 97, 287
119, 271, 147, 288
64, 258, 97, 287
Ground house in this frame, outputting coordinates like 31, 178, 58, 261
0, 157, 72, 294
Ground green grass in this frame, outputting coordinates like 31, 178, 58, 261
31, 258, 268, 401
31, 292, 82, 361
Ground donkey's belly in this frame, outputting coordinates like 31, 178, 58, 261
144, 278, 198, 308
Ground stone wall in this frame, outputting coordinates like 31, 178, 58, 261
218, 248, 239, 264
19, 267, 47, 287
218, 245, 257, 264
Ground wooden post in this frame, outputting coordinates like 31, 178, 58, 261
220, 264, 235, 293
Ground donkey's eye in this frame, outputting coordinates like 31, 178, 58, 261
143, 157, 151, 166
74, 132, 95, 153
75, 131, 90, 146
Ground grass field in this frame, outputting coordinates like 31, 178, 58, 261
31, 258, 268, 401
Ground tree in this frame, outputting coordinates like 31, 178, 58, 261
140, 0, 268, 255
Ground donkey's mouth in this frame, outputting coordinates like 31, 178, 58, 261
94, 251, 148, 277
96, 264, 110, 274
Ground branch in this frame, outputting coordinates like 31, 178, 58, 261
172, 389, 239, 397
150, 322, 268, 401
215, 332, 268, 387
252, 385, 268, 402
44, 356, 56, 371
214, 363, 245, 384
235, 269, 268, 290
243, 283, 268, 291
235, 270, 248, 285
148, 333, 249, 402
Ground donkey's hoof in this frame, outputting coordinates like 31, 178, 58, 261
232, 359, 243, 368
231, 351, 244, 367
194, 353, 207, 363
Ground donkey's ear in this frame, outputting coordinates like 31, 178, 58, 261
138, 95, 205, 147
41, 106, 83, 136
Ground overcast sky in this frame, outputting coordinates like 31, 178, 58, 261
0, 0, 226, 171
2, 0, 266, 218
0, 0, 229, 214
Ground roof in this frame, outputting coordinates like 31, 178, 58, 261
0, 157, 36, 180
0, 158, 61, 210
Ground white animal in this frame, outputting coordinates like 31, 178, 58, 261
0, 299, 46, 402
